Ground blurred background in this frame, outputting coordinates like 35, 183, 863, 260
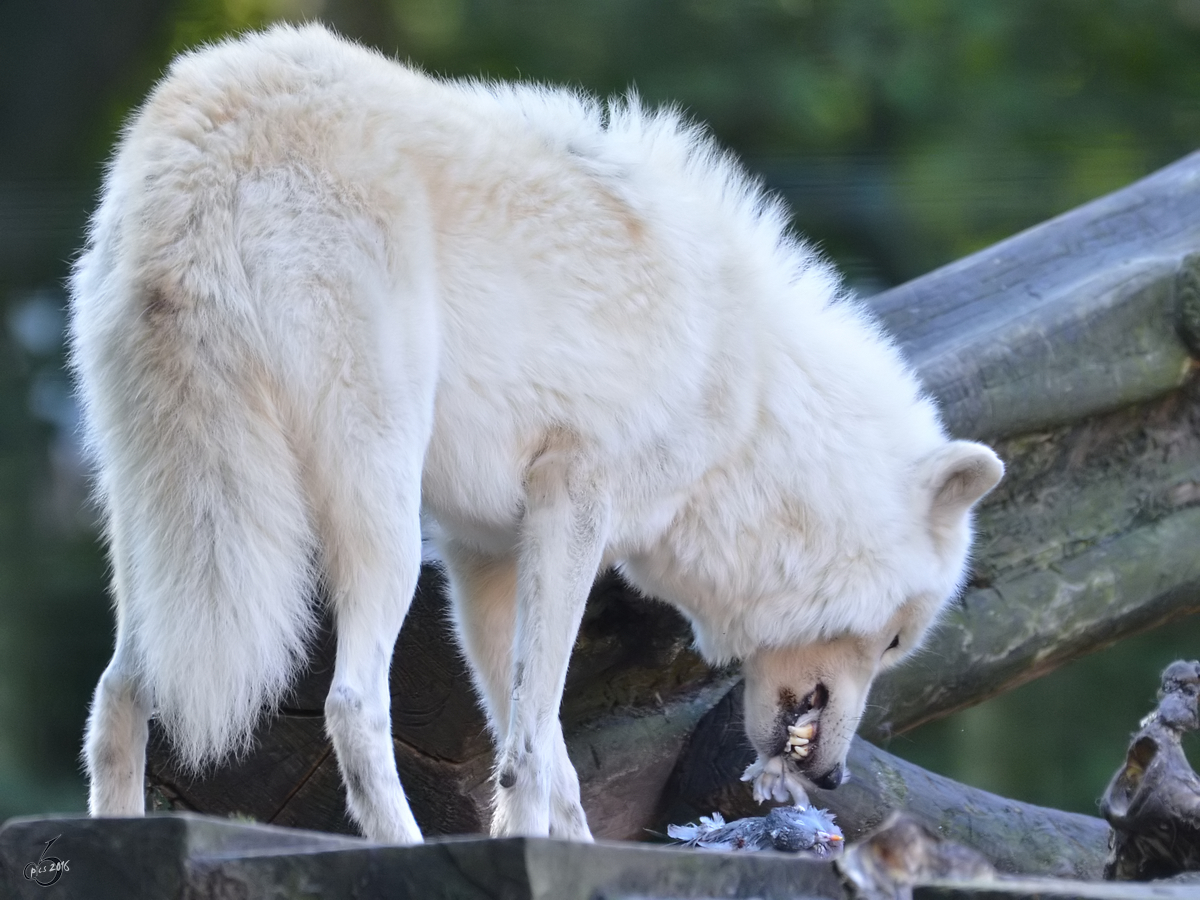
2, 0, 1199, 823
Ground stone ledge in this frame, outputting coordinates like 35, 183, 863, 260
914, 877, 1200, 900
7, 813, 1199, 899
0, 813, 842, 900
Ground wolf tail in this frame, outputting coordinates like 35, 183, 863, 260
72, 256, 318, 772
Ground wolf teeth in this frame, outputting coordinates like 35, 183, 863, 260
786, 717, 817, 761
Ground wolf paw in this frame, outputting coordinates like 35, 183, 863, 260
491, 768, 552, 837
549, 798, 594, 841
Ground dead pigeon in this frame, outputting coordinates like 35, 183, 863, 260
668, 806, 844, 856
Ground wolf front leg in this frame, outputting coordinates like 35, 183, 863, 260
490, 448, 609, 839
442, 540, 595, 839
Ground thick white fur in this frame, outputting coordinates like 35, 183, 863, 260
72, 24, 1001, 844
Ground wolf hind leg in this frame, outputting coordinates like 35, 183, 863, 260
84, 516, 152, 816
442, 540, 593, 840
85, 649, 151, 816
312, 409, 429, 844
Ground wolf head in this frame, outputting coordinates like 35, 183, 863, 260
739, 440, 1003, 797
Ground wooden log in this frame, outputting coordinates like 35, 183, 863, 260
862, 381, 1200, 739
866, 151, 1200, 440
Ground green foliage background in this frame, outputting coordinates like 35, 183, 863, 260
0, 0, 1198, 822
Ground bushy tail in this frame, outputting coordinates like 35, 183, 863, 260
139, 416, 316, 770
74, 278, 318, 773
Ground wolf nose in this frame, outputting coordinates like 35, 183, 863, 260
811, 762, 844, 790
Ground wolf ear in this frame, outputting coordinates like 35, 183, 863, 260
922, 441, 1004, 538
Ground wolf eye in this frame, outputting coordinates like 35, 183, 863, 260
886, 634, 900, 651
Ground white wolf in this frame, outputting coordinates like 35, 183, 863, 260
72, 24, 1002, 844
